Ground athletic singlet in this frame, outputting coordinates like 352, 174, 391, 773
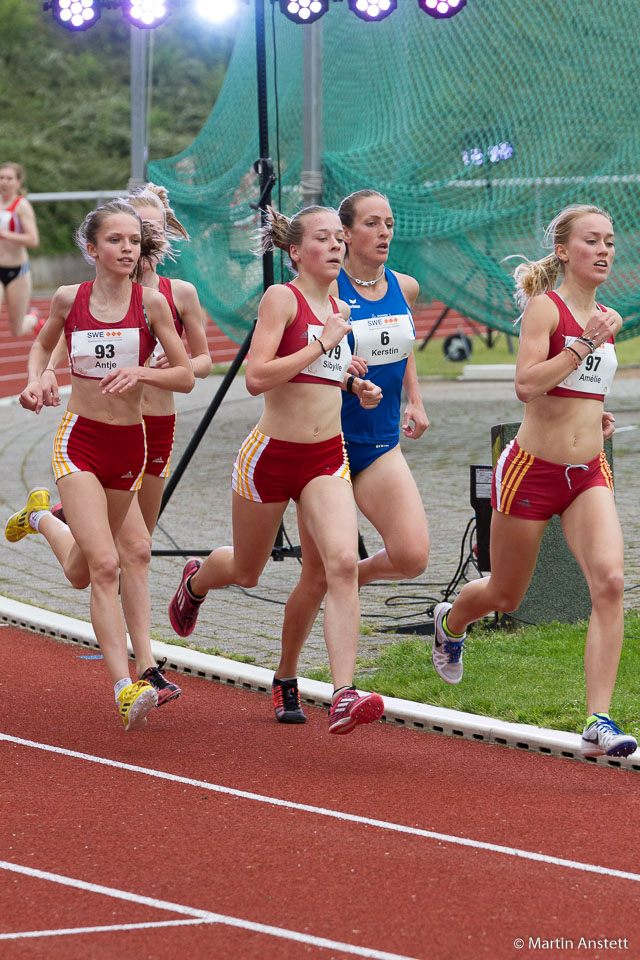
65, 281, 156, 380
0, 197, 22, 233
277, 283, 351, 386
150, 275, 183, 366
545, 290, 617, 400
339, 268, 415, 444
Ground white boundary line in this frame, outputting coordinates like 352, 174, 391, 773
0, 861, 423, 959
1, 596, 639, 770
3, 733, 640, 886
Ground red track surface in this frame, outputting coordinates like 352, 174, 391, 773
1, 627, 639, 960
0, 299, 480, 400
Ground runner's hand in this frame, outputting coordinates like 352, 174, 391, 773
40, 369, 61, 408
19, 380, 44, 414
358, 379, 382, 409
348, 355, 368, 377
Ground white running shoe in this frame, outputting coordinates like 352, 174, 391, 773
432, 601, 466, 685
581, 715, 637, 758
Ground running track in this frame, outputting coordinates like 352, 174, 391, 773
1, 626, 639, 959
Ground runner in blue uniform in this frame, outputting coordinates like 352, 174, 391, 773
272, 190, 430, 723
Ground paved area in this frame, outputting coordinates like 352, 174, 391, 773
2, 368, 640, 675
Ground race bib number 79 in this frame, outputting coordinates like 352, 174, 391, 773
302, 324, 352, 382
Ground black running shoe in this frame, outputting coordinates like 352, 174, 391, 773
272, 677, 307, 724
141, 658, 182, 707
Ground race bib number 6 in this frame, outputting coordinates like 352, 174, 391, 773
351, 313, 415, 365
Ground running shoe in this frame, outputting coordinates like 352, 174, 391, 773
168, 558, 205, 637
51, 502, 66, 524
140, 658, 182, 706
328, 687, 384, 735
432, 601, 466, 685
5, 487, 50, 543
581, 715, 638, 758
117, 680, 158, 732
28, 310, 46, 336
272, 677, 307, 724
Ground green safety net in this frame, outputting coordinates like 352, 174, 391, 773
149, 0, 640, 344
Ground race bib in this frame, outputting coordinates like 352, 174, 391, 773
302, 324, 352, 382
0, 211, 11, 231
70, 328, 142, 379
150, 339, 166, 367
350, 312, 415, 365
558, 338, 617, 396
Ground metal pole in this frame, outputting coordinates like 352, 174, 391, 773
129, 25, 147, 191
301, 22, 323, 207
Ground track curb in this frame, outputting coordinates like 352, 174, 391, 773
1, 595, 638, 771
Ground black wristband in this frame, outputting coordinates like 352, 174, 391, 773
346, 374, 356, 394
316, 337, 327, 355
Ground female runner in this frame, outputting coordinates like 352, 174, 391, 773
6, 199, 194, 732
0, 162, 41, 335
42, 183, 212, 707
168, 204, 386, 735
273, 189, 430, 723
432, 203, 637, 759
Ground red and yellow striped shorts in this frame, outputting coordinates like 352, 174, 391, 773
232, 427, 351, 503
52, 412, 147, 492
491, 438, 613, 520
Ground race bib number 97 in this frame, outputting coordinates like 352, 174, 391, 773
302, 324, 352, 382
70, 328, 141, 379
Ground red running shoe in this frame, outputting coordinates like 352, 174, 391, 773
328, 687, 384, 735
272, 677, 307, 724
51, 502, 66, 524
168, 558, 205, 637
141, 658, 182, 706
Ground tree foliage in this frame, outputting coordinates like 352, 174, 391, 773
0, 0, 235, 254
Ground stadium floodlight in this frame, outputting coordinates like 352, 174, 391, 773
46, 0, 102, 31
121, 0, 169, 28
417, 0, 466, 18
195, 0, 239, 23
348, 0, 397, 22
278, 0, 329, 25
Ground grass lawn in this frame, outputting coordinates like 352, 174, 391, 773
328, 612, 640, 741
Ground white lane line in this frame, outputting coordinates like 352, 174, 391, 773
0, 862, 422, 960
2, 732, 639, 885
0, 919, 213, 939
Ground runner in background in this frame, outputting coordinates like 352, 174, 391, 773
6, 199, 194, 732
273, 190, 430, 724
431, 203, 637, 759
0, 162, 42, 336
168, 204, 386, 735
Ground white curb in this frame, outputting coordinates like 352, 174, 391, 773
1, 596, 638, 771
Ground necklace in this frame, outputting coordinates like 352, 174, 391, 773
343, 265, 386, 287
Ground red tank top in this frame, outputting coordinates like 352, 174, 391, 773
277, 283, 341, 386
1, 196, 22, 233
158, 275, 183, 337
545, 290, 615, 401
65, 281, 157, 380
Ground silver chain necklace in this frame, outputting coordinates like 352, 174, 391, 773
343, 265, 386, 287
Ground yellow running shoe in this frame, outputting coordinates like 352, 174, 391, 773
5, 487, 51, 543
117, 680, 158, 732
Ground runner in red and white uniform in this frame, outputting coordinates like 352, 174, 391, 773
5, 199, 194, 732
167, 204, 386, 735
431, 203, 637, 760
0, 162, 41, 335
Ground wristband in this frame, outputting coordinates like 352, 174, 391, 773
315, 337, 327, 355
346, 374, 356, 394
562, 345, 582, 369
575, 335, 596, 354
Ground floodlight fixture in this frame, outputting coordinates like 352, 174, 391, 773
278, 0, 329, 25
348, 0, 397, 22
46, 0, 101, 31
121, 0, 169, 27
418, 0, 466, 18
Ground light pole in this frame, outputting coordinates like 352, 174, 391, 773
129, 24, 148, 191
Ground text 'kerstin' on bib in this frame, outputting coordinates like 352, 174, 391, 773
350, 313, 414, 365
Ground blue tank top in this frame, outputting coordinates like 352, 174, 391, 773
338, 268, 414, 444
